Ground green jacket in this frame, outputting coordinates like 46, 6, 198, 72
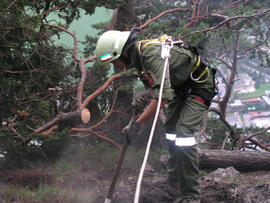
131, 41, 215, 101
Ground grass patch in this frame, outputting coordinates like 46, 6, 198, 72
238, 83, 270, 99
1, 184, 99, 203
0, 141, 168, 203
1, 184, 68, 203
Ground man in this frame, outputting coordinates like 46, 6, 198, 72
95, 28, 216, 202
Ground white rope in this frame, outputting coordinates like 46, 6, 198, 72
133, 54, 170, 203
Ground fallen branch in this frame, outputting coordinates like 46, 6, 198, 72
82, 73, 121, 108
34, 110, 81, 134
236, 127, 270, 151
199, 149, 270, 171
70, 129, 121, 149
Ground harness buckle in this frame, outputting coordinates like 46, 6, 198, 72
161, 35, 173, 59
190, 56, 210, 83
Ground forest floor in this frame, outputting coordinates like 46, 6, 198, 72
99, 166, 270, 203
1, 162, 270, 202
1, 142, 270, 203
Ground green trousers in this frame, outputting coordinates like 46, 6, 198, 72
165, 94, 208, 200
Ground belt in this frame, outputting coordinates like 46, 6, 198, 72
190, 88, 215, 107
193, 96, 205, 105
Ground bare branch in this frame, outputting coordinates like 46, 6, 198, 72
185, 0, 197, 29
209, 107, 236, 138
210, 53, 232, 68
8, 125, 26, 143
221, 35, 233, 65
239, 37, 269, 53
82, 73, 121, 108
185, 8, 270, 36
3, 69, 49, 74
3, 0, 17, 11
235, 126, 270, 151
248, 127, 270, 140
87, 88, 120, 130
197, 108, 210, 143
249, 137, 270, 151
41, 125, 58, 135
43, 23, 95, 109
76, 56, 95, 108
140, 8, 191, 29
34, 110, 81, 134
43, 23, 80, 62
41, 1, 78, 17
221, 133, 230, 150
70, 129, 121, 149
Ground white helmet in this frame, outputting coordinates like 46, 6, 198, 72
95, 30, 131, 65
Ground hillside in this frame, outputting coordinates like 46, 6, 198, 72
1, 144, 270, 203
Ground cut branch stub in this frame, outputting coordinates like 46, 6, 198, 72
81, 108, 90, 124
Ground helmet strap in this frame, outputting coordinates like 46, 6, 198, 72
123, 27, 140, 53
119, 27, 140, 66
119, 44, 134, 65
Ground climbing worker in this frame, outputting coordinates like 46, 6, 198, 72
95, 28, 216, 203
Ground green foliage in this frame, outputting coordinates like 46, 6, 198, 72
0, 0, 78, 125
221, 29, 231, 40
81, 0, 124, 15
0, 128, 71, 169
35, 101, 51, 121
174, 21, 207, 46
205, 118, 236, 149
83, 35, 98, 57
139, 22, 171, 39
1, 184, 80, 203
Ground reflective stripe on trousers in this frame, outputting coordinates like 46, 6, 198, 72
166, 133, 197, 146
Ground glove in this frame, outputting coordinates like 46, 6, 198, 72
132, 90, 150, 113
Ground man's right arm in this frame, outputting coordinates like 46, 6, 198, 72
136, 98, 168, 123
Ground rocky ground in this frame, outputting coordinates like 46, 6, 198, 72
1, 164, 270, 202
97, 166, 270, 203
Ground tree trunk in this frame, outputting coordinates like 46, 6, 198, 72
199, 149, 270, 172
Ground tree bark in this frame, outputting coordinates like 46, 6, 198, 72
199, 149, 270, 172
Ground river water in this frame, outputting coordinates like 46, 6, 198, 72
48, 7, 112, 50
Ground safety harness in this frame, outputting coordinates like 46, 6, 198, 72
137, 35, 210, 84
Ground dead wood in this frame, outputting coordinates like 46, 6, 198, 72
199, 149, 270, 172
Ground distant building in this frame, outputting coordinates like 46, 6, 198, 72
242, 97, 262, 105
252, 118, 270, 128
228, 100, 243, 111
262, 96, 270, 106
234, 73, 256, 93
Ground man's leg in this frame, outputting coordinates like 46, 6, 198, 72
174, 96, 208, 200
175, 145, 200, 199
165, 95, 185, 186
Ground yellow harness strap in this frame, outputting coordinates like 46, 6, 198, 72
191, 55, 210, 83
139, 35, 172, 52
138, 36, 210, 83
192, 55, 201, 71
